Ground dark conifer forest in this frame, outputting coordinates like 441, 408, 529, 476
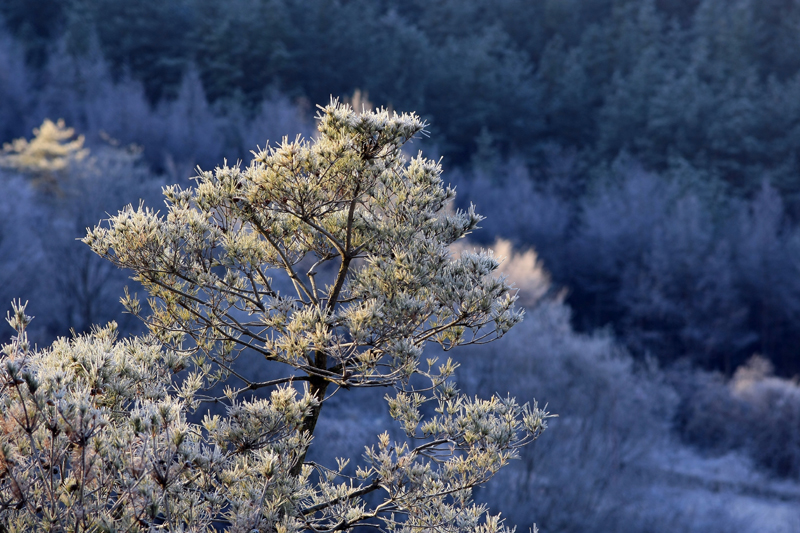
2, 1, 800, 531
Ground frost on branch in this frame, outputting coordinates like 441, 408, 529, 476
4, 102, 549, 531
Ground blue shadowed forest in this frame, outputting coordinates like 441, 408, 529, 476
1, 0, 800, 531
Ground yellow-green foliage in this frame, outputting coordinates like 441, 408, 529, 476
2, 102, 548, 532
0, 120, 89, 192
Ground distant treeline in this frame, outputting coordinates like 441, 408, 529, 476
4, 0, 800, 201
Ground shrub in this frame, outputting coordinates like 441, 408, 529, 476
672, 355, 800, 479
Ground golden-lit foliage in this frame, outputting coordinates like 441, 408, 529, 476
1, 103, 548, 532
0, 119, 89, 192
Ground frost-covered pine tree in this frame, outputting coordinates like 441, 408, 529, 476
1, 102, 548, 532
0, 119, 89, 193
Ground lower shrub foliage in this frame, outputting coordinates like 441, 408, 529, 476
0, 304, 320, 531
673, 356, 800, 479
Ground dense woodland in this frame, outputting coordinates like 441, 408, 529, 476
2, 0, 800, 531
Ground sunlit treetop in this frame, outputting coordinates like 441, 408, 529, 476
84, 100, 524, 396
0, 119, 89, 190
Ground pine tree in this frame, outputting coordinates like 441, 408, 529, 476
0, 119, 89, 193
1, 102, 548, 532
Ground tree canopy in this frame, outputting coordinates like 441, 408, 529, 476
1, 102, 548, 532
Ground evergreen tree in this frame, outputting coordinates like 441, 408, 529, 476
0, 119, 89, 193
1, 102, 548, 532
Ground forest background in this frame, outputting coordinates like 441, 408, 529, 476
1, 0, 800, 531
